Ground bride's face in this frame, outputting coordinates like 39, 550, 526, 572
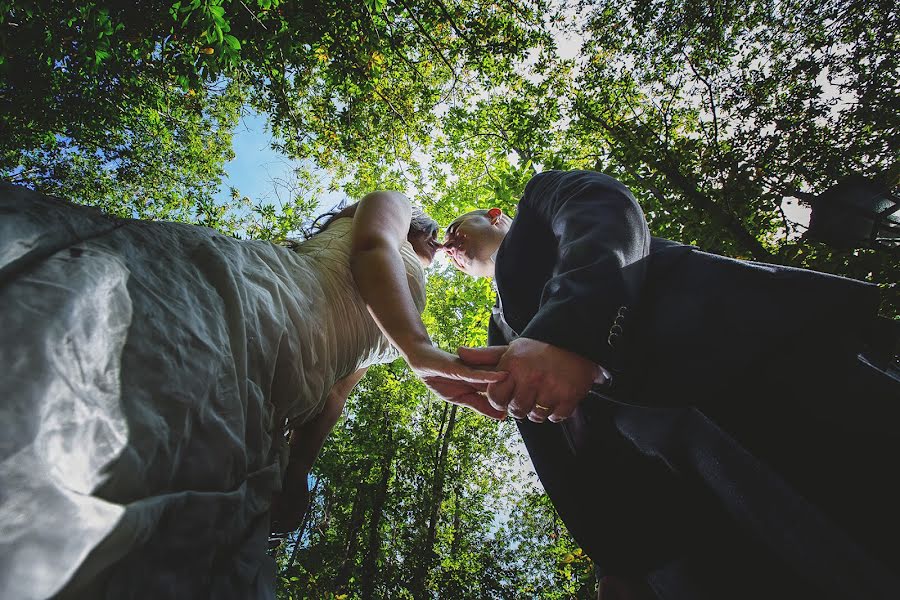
407, 227, 441, 267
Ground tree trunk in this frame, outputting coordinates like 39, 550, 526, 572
361, 426, 396, 600
450, 478, 462, 558
410, 403, 458, 598
334, 482, 367, 591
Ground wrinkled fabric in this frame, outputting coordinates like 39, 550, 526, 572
0, 185, 425, 600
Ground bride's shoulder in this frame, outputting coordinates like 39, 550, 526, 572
319, 216, 354, 235
289, 217, 354, 253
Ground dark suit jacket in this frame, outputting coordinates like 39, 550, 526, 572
489, 170, 898, 598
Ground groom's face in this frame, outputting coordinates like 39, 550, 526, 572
442, 213, 500, 278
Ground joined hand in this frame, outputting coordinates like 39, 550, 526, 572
457, 338, 600, 423
406, 345, 508, 420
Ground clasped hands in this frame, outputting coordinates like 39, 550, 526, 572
411, 338, 604, 423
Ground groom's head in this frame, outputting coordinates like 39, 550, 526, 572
442, 208, 511, 277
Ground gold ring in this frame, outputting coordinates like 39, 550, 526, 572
534, 403, 550, 412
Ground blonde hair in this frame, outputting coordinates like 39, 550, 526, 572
409, 205, 438, 237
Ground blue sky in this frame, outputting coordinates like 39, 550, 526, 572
214, 110, 345, 216
215, 111, 295, 204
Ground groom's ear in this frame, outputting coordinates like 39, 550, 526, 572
487, 207, 503, 224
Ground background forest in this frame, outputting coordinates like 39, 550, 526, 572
1, 1, 897, 598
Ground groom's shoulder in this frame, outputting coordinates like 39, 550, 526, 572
524, 168, 611, 187
522, 169, 633, 202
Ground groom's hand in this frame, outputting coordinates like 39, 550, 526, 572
458, 338, 598, 423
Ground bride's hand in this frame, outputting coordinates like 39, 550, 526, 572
406, 345, 509, 420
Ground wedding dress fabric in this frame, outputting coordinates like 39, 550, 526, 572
0, 185, 426, 600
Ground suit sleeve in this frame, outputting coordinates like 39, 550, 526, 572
518, 171, 651, 368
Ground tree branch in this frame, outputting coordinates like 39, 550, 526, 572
393, 0, 458, 76
582, 108, 774, 260
683, 52, 720, 154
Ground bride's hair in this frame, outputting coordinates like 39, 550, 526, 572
284, 201, 437, 250
312, 202, 436, 236
409, 205, 439, 239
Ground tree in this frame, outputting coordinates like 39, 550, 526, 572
419, 0, 897, 312
1, 0, 551, 226
569, 0, 898, 307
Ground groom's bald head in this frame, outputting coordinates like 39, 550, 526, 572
448, 208, 490, 226
442, 208, 511, 277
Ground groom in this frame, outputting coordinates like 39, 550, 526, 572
442, 170, 899, 599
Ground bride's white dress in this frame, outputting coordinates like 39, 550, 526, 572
0, 184, 426, 600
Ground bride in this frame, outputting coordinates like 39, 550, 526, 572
0, 184, 505, 600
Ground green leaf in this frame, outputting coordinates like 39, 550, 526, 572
224, 34, 241, 51
364, 0, 388, 12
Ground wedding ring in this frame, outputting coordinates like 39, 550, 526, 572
534, 403, 550, 412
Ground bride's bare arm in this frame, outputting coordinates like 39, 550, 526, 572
349, 191, 508, 419
350, 191, 432, 358
287, 367, 368, 474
